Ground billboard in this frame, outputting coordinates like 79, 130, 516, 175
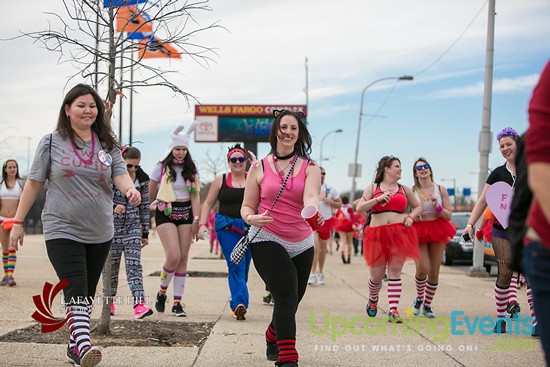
194, 105, 307, 143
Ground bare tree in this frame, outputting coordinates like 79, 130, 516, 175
6, 0, 223, 335
200, 144, 227, 180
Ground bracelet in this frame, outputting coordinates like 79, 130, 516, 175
435, 205, 443, 213
193, 216, 199, 223
406, 215, 413, 221
246, 214, 253, 224
199, 223, 208, 228
12, 223, 23, 228
362, 195, 368, 201
466, 223, 473, 227
13, 220, 24, 225
375, 197, 380, 203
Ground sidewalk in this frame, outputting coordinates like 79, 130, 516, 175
0, 234, 545, 366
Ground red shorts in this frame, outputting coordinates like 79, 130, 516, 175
317, 217, 336, 240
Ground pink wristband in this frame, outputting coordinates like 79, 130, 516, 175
435, 205, 443, 213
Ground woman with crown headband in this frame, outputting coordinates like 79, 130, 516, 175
464, 127, 527, 334
241, 109, 322, 367
198, 144, 256, 321
149, 122, 201, 317
10, 84, 141, 367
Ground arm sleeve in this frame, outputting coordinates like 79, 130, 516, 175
28, 134, 52, 182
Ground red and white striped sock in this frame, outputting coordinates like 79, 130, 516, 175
495, 284, 509, 319
509, 277, 519, 304
527, 287, 537, 326
277, 339, 298, 364
387, 279, 402, 313
415, 276, 427, 299
424, 282, 438, 307
368, 278, 383, 302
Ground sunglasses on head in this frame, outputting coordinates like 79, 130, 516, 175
416, 164, 430, 171
229, 157, 246, 163
126, 164, 141, 169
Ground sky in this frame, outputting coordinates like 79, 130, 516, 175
1, 0, 549, 201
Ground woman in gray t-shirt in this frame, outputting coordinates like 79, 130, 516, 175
9, 84, 141, 367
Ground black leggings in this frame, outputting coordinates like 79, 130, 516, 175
251, 241, 313, 340
46, 239, 111, 306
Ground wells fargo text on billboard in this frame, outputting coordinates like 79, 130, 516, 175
194, 104, 307, 143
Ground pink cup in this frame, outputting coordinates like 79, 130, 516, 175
301, 205, 321, 230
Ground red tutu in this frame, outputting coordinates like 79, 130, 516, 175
413, 217, 456, 245
481, 215, 496, 243
363, 223, 419, 267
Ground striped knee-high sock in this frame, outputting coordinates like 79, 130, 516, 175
508, 277, 519, 304
158, 266, 175, 296
424, 282, 438, 307
368, 278, 383, 302
2, 252, 8, 276
387, 279, 402, 313
277, 338, 298, 364
495, 284, 509, 319
6, 249, 16, 277
68, 305, 93, 350
415, 276, 427, 299
527, 286, 538, 326
173, 272, 187, 305
265, 323, 277, 344
66, 305, 91, 355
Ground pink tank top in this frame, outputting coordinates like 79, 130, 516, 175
258, 157, 312, 242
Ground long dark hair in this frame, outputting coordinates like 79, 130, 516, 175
269, 110, 312, 159
56, 84, 118, 150
161, 150, 198, 183
2, 159, 20, 183
373, 156, 401, 184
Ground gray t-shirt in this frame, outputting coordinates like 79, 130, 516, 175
29, 132, 127, 243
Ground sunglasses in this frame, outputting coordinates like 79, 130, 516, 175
229, 157, 246, 163
126, 164, 141, 169
415, 164, 430, 171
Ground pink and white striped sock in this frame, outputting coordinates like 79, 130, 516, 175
508, 276, 519, 304
424, 282, 438, 307
368, 278, 383, 302
495, 284, 509, 319
527, 287, 537, 326
415, 276, 427, 299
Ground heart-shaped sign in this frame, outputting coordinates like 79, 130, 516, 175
486, 181, 514, 229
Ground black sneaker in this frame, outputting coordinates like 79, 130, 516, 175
494, 319, 507, 334
79, 346, 102, 367
155, 293, 167, 313
276, 362, 298, 366
266, 342, 279, 361
263, 293, 273, 304
507, 301, 521, 319
532, 324, 540, 338
172, 303, 187, 317
67, 345, 79, 366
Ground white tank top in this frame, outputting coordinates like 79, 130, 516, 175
414, 183, 442, 215
0, 181, 22, 201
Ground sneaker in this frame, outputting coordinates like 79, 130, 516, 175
155, 293, 167, 313
532, 324, 540, 338
269, 297, 275, 306
366, 298, 378, 317
263, 293, 273, 305
388, 309, 403, 323
134, 303, 153, 320
307, 273, 318, 285
266, 341, 279, 361
7, 277, 16, 287
278, 362, 298, 367
67, 345, 79, 366
422, 305, 436, 318
507, 301, 521, 319
110, 303, 115, 316
494, 319, 507, 334
411, 297, 423, 316
0, 276, 8, 286
171, 303, 187, 317
233, 304, 247, 321
79, 346, 102, 367
317, 273, 325, 285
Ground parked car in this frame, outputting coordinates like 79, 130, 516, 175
441, 212, 496, 271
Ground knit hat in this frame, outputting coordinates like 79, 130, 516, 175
159, 121, 199, 161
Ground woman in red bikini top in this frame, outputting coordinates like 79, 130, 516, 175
355, 155, 422, 323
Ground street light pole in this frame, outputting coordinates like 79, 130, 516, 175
319, 129, 343, 164
350, 75, 414, 201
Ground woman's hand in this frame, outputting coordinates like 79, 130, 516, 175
197, 226, 208, 242
126, 187, 141, 206
403, 215, 414, 228
247, 150, 257, 164
248, 210, 273, 228
141, 238, 149, 248
463, 223, 474, 238
114, 204, 125, 215
9, 227, 24, 250
378, 191, 394, 206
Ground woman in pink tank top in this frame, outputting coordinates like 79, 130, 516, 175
241, 109, 322, 367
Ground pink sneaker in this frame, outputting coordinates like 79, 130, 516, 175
110, 303, 115, 316
134, 303, 153, 319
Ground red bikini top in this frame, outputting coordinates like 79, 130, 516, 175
371, 184, 407, 214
